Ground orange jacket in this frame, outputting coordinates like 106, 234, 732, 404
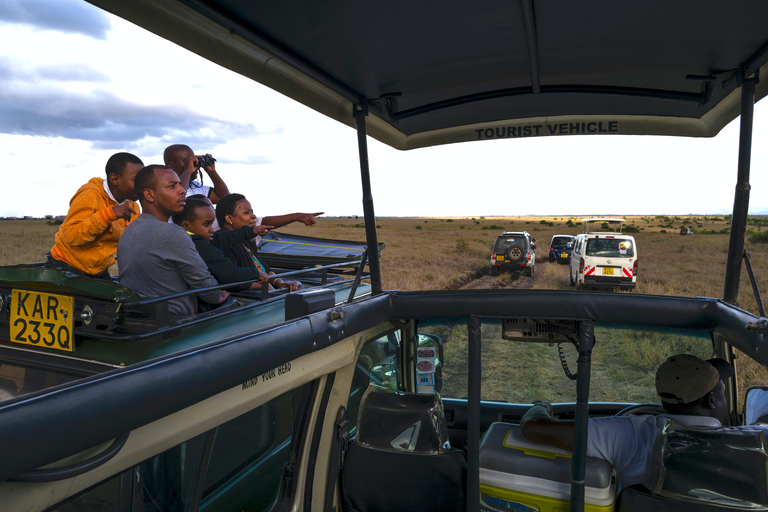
50, 178, 139, 275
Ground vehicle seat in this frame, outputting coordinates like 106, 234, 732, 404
341, 387, 467, 512
618, 419, 768, 511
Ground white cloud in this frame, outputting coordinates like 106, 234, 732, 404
0, 0, 765, 219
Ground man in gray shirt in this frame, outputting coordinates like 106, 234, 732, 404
117, 165, 228, 316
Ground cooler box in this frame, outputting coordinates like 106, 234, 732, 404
479, 422, 616, 512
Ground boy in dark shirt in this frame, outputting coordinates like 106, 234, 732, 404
173, 196, 298, 292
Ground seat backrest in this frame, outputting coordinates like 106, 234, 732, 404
639, 419, 768, 510
341, 387, 466, 512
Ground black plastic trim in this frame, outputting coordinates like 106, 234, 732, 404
303, 374, 335, 512
9, 433, 129, 482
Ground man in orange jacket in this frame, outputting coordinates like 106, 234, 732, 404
46, 152, 144, 279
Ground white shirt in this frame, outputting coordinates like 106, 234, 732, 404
186, 179, 211, 199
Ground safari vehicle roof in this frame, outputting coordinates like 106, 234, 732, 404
88, 0, 768, 150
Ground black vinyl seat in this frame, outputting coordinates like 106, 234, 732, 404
341, 387, 467, 512
618, 419, 768, 511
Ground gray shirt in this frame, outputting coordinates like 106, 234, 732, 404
117, 214, 221, 316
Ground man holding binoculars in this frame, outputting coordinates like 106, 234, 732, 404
163, 144, 323, 234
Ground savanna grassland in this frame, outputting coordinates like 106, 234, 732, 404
2, 215, 767, 405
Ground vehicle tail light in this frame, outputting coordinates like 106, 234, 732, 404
491, 252, 496, 264
526, 253, 531, 261
633, 260, 638, 276
579, 257, 584, 274
550, 247, 555, 252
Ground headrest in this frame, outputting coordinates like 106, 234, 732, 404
356, 386, 451, 454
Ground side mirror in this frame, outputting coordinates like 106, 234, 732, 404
370, 363, 398, 390
567, 242, 573, 248
745, 386, 768, 424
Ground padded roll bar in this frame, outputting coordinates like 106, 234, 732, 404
724, 70, 758, 304
354, 103, 383, 294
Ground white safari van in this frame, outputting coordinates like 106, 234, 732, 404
569, 218, 637, 290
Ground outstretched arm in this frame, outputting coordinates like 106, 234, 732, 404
262, 212, 324, 228
519, 402, 575, 452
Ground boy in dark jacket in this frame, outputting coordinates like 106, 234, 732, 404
173, 196, 298, 292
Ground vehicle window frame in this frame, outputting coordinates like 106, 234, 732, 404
47, 381, 319, 512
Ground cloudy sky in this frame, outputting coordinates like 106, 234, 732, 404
1, 0, 766, 218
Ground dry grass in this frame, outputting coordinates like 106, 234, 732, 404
0, 220, 59, 264
2, 215, 767, 404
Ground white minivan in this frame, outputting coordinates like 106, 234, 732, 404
569, 218, 637, 290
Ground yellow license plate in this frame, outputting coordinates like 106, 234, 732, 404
10, 290, 74, 352
496, 256, 504, 261
602, 267, 614, 275
561, 253, 568, 258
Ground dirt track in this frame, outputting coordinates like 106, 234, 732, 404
449, 264, 540, 290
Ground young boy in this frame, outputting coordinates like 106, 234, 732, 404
47, 152, 143, 279
172, 196, 299, 292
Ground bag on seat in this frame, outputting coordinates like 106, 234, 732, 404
341, 386, 467, 512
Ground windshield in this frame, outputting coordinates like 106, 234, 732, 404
586, 238, 634, 258
418, 318, 713, 404
551, 236, 573, 246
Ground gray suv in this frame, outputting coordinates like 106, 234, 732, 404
490, 231, 536, 277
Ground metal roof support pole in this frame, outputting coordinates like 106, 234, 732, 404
353, 103, 383, 294
467, 315, 481, 512
570, 320, 594, 512
723, 71, 758, 304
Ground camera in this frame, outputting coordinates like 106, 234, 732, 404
197, 155, 216, 168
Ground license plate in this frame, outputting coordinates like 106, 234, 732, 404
10, 290, 74, 352
561, 253, 568, 258
496, 256, 504, 261
602, 267, 614, 275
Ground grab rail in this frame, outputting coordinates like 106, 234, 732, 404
9, 432, 130, 483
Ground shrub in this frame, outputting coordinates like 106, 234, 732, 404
749, 231, 768, 244
623, 225, 640, 233
455, 238, 469, 253
415, 225, 422, 230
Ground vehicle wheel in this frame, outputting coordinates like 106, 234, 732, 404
525, 265, 532, 277
505, 243, 524, 263
569, 267, 575, 286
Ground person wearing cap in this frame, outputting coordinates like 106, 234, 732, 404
518, 353, 767, 487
